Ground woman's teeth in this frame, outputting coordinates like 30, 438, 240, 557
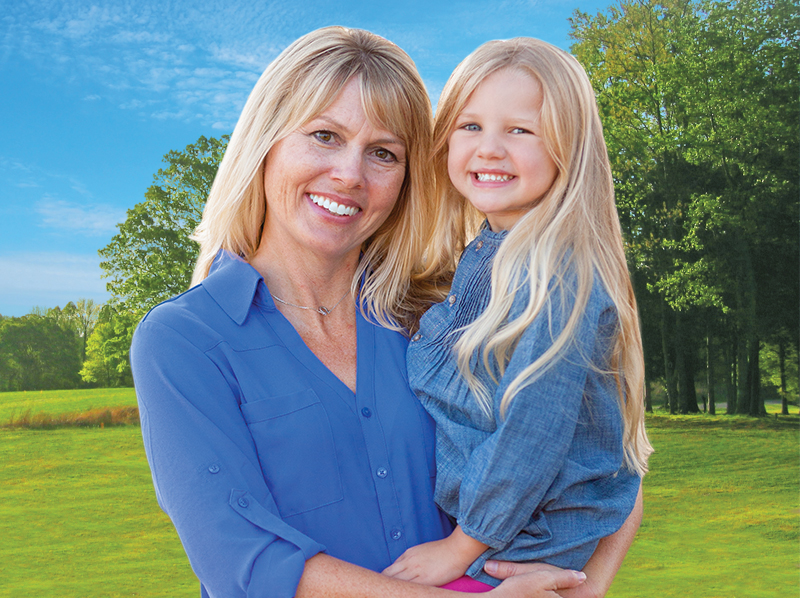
475, 173, 514, 182
310, 194, 361, 217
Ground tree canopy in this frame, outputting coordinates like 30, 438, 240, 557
99, 135, 228, 319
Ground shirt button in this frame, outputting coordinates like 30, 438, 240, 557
238, 497, 249, 508
448, 295, 456, 305
376, 467, 388, 478
391, 529, 403, 540
208, 464, 220, 474
476, 240, 484, 250
412, 333, 421, 342
361, 407, 372, 418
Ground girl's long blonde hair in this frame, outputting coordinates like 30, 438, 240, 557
191, 26, 453, 331
433, 38, 652, 475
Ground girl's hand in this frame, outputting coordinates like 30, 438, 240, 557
486, 563, 586, 598
382, 526, 488, 586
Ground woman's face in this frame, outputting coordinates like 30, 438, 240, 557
261, 78, 407, 263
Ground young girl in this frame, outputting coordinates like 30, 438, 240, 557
383, 38, 652, 593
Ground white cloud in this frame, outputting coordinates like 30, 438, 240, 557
35, 199, 124, 236
0, 252, 110, 315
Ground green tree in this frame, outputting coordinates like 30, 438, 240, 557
80, 305, 134, 388
61, 299, 102, 362
99, 135, 228, 320
0, 315, 82, 391
570, 0, 799, 415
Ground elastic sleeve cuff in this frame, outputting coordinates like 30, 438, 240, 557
458, 519, 510, 551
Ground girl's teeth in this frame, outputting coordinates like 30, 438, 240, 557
476, 173, 513, 182
310, 194, 360, 217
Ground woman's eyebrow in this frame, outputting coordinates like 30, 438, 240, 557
312, 115, 404, 148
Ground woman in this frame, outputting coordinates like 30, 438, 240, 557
131, 26, 639, 598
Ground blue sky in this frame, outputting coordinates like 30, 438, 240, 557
0, 0, 609, 317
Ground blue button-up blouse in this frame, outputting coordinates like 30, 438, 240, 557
407, 226, 640, 586
131, 250, 450, 598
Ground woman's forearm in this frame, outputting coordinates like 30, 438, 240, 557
297, 554, 457, 597
560, 481, 643, 598
297, 553, 587, 598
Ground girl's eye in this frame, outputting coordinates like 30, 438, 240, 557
461, 123, 480, 132
373, 148, 397, 162
313, 130, 335, 143
510, 127, 531, 134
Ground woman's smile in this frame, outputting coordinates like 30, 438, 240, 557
309, 192, 362, 217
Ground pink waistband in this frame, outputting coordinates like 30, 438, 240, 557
439, 576, 494, 593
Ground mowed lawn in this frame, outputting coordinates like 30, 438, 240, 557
1, 389, 798, 597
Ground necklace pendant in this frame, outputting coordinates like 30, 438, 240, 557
317, 306, 331, 316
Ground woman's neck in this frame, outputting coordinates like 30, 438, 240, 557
249, 238, 359, 315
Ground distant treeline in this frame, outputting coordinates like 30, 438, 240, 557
0, 300, 132, 391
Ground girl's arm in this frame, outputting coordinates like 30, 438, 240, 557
484, 482, 644, 598
382, 525, 489, 586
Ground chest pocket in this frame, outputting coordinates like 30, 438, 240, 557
241, 388, 343, 517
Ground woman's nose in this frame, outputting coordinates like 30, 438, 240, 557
330, 147, 365, 188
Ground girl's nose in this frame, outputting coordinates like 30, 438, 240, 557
330, 147, 365, 188
476, 132, 506, 160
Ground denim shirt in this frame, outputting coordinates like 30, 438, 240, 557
407, 226, 639, 586
131, 250, 450, 598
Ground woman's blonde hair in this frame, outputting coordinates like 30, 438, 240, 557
192, 26, 452, 331
433, 38, 652, 475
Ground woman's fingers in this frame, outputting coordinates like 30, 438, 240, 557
487, 568, 587, 598
484, 560, 569, 579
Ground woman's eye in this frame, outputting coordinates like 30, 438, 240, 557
313, 130, 334, 143
373, 148, 397, 162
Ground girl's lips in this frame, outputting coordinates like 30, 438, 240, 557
308, 193, 361, 217
472, 172, 516, 182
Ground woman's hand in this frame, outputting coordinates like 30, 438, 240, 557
486, 563, 586, 598
382, 526, 488, 586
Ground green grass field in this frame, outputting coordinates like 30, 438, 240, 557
1, 389, 797, 597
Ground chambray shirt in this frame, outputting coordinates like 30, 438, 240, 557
407, 225, 640, 586
131, 250, 450, 598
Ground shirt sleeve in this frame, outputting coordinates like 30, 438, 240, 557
131, 318, 325, 598
456, 286, 614, 549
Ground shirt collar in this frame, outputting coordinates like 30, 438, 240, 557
201, 249, 275, 325
479, 220, 509, 247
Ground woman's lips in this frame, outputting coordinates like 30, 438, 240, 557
309, 193, 361, 217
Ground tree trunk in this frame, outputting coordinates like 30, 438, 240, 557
779, 340, 788, 415
675, 311, 698, 414
747, 338, 764, 416
661, 301, 678, 414
725, 333, 737, 414
736, 335, 749, 414
707, 334, 716, 415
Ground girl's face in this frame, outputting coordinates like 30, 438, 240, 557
447, 68, 558, 232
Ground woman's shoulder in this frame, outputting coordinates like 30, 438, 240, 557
134, 285, 230, 353
136, 252, 267, 352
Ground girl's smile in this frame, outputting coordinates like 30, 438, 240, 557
447, 68, 558, 232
